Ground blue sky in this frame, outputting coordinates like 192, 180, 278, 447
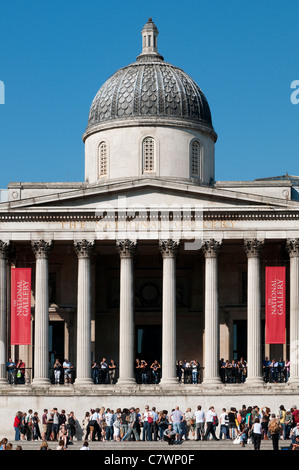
0, 0, 298, 189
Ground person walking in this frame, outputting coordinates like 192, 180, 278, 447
123, 407, 140, 441
203, 406, 219, 441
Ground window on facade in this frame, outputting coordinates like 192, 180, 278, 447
142, 137, 155, 173
191, 140, 200, 178
99, 141, 108, 177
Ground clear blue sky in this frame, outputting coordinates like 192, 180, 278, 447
0, 0, 298, 188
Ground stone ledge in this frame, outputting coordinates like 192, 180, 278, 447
0, 382, 295, 397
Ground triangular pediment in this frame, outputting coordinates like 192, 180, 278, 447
0, 177, 298, 215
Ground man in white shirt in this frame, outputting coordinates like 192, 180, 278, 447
194, 405, 205, 441
203, 406, 219, 441
90, 408, 101, 441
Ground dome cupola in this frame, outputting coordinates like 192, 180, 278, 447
83, 19, 217, 186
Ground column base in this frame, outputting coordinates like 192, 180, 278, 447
116, 378, 137, 386
245, 377, 264, 387
159, 377, 179, 386
287, 378, 299, 386
202, 377, 222, 388
74, 378, 93, 387
32, 378, 51, 387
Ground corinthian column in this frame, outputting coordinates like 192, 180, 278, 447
74, 240, 95, 386
244, 238, 264, 385
116, 239, 137, 385
202, 239, 222, 386
286, 239, 299, 384
0, 241, 10, 384
32, 240, 53, 386
159, 239, 180, 385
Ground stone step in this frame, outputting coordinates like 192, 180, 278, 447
6, 438, 288, 451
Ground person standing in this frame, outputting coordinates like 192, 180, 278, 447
53, 359, 62, 385
104, 408, 114, 441
268, 414, 281, 450
32, 412, 41, 441
194, 405, 205, 441
219, 408, 229, 440
100, 358, 109, 384
6, 358, 16, 384
170, 406, 184, 443
52, 408, 60, 440
142, 405, 153, 441
252, 418, 262, 450
14, 411, 22, 441
108, 359, 117, 384
151, 407, 159, 441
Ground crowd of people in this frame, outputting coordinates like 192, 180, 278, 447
2, 402, 299, 450
6, 355, 291, 386
219, 357, 290, 384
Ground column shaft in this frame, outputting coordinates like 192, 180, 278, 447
0, 242, 9, 384
116, 240, 136, 385
202, 239, 221, 385
244, 239, 263, 385
287, 239, 299, 383
32, 240, 52, 386
159, 239, 179, 385
74, 240, 94, 385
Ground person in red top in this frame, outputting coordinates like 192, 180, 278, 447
292, 406, 299, 424
14, 411, 22, 441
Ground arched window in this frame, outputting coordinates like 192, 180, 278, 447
142, 137, 155, 173
191, 140, 200, 178
99, 141, 108, 177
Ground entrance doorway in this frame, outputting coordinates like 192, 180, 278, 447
49, 321, 65, 366
135, 325, 162, 365
233, 320, 247, 361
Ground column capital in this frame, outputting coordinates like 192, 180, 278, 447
74, 239, 95, 259
116, 239, 137, 258
31, 240, 53, 259
0, 240, 10, 260
286, 238, 299, 258
202, 239, 222, 258
244, 238, 264, 258
159, 239, 180, 259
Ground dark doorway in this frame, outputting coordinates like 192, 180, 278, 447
49, 321, 65, 366
233, 320, 247, 361
135, 325, 162, 365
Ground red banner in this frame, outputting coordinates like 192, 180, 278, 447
265, 266, 286, 344
11, 268, 31, 345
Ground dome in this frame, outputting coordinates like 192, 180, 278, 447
84, 18, 216, 142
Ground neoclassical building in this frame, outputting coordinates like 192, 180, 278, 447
1, 18, 299, 436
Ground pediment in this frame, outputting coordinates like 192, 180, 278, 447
0, 178, 298, 215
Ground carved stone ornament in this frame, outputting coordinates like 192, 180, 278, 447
0, 240, 10, 260
74, 239, 95, 259
31, 240, 53, 259
201, 239, 222, 258
116, 239, 137, 258
159, 239, 180, 258
243, 239, 264, 258
286, 238, 299, 257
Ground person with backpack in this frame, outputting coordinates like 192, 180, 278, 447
268, 413, 281, 450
